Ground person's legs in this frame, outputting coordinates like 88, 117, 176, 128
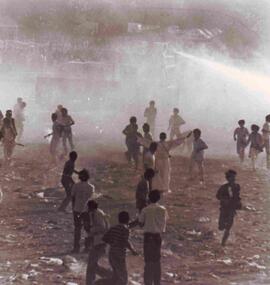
221, 210, 234, 246
197, 161, 204, 182
58, 177, 74, 211
86, 247, 99, 285
133, 149, 140, 170
265, 140, 270, 169
68, 132, 75, 150
144, 234, 162, 285
251, 149, 257, 170
170, 129, 174, 140
109, 252, 128, 285
62, 133, 68, 155
50, 136, 59, 161
239, 147, 245, 163
86, 245, 106, 285
73, 212, 82, 252
189, 158, 194, 179
158, 158, 170, 192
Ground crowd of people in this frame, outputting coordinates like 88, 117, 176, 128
1, 98, 270, 285
233, 116, 270, 170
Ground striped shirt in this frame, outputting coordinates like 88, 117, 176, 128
102, 224, 129, 256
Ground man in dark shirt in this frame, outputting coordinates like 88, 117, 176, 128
216, 169, 242, 246
58, 151, 79, 212
103, 211, 137, 285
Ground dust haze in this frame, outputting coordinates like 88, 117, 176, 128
1, 0, 270, 155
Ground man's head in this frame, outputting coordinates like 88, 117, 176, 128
17, 97, 23, 104
143, 123, 150, 133
6, 110, 12, 118
149, 142, 158, 154
57, 104, 63, 111
144, 168, 155, 181
69, 151, 78, 161
51, 113, 58, 122
148, 190, 161, 203
238, 120, 245, 127
87, 200, 98, 212
78, 169, 90, 182
251, 124, 259, 133
150, 100, 155, 107
61, 108, 68, 116
130, 116, 137, 124
225, 169, 237, 183
266, 115, 270, 123
173, 108, 179, 114
159, 132, 167, 141
118, 211, 130, 225
193, 128, 201, 140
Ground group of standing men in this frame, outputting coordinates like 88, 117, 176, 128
124, 101, 208, 192
45, 104, 75, 162
233, 114, 270, 170
57, 150, 167, 285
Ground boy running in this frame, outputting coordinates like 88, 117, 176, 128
233, 120, 249, 163
168, 108, 185, 140
247, 124, 263, 170
216, 170, 242, 246
189, 129, 208, 183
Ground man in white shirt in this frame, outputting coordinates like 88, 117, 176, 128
144, 142, 157, 170
139, 190, 168, 285
262, 114, 270, 169
71, 169, 94, 253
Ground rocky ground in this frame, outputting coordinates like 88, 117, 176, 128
1, 144, 270, 285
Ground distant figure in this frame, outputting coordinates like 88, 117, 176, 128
216, 170, 242, 246
247, 124, 263, 171
71, 169, 95, 253
122, 116, 141, 170
189, 129, 208, 183
136, 168, 155, 213
13, 98, 26, 141
1, 110, 17, 163
60, 108, 75, 155
142, 123, 153, 157
233, 120, 249, 163
153, 132, 186, 193
103, 211, 138, 285
58, 151, 79, 212
168, 108, 185, 140
85, 200, 110, 285
262, 114, 270, 169
139, 190, 168, 285
144, 101, 157, 138
44, 113, 62, 162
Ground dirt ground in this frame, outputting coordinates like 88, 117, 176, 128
1, 144, 270, 285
